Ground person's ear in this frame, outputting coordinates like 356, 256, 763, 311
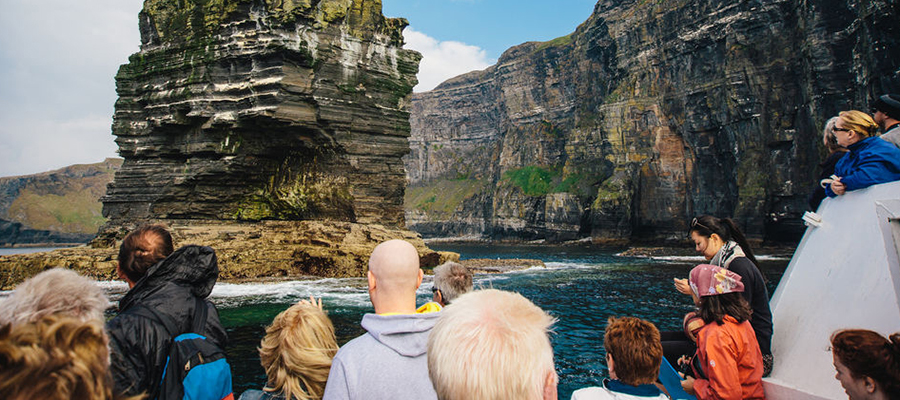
709, 233, 724, 246
542, 369, 558, 400
367, 270, 376, 291
434, 289, 444, 305
864, 376, 878, 394
606, 353, 617, 379
416, 269, 424, 289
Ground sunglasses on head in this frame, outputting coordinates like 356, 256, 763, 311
833, 126, 854, 132
691, 217, 712, 232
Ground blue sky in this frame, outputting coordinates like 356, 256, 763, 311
0, 0, 596, 177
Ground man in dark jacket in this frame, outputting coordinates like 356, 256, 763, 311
107, 225, 227, 399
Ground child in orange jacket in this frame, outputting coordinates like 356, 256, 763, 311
680, 264, 766, 400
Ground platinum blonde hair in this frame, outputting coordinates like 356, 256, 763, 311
427, 289, 557, 400
258, 301, 339, 400
823, 116, 842, 152
0, 268, 109, 326
432, 262, 473, 304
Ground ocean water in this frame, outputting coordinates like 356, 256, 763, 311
103, 244, 789, 399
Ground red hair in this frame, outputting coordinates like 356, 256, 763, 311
604, 316, 662, 386
831, 329, 900, 397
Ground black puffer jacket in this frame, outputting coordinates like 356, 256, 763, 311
107, 245, 228, 399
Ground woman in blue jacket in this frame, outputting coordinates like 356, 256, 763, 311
825, 110, 900, 197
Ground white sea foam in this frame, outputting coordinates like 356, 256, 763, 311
544, 261, 598, 270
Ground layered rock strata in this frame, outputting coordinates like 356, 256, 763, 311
405, 0, 899, 243
0, 0, 438, 287
102, 0, 420, 231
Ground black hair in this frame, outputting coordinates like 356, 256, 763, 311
689, 215, 759, 267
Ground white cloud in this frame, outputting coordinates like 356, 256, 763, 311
0, 115, 118, 178
402, 28, 495, 92
0, 0, 143, 176
0, 3, 492, 176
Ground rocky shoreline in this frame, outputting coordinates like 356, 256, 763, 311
0, 220, 458, 290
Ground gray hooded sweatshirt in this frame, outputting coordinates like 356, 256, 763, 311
323, 312, 440, 400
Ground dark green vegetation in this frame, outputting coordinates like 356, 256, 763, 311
502, 165, 595, 198
406, 179, 488, 216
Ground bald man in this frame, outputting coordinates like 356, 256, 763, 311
323, 240, 439, 400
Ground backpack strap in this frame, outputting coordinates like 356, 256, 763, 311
191, 297, 208, 335
128, 304, 180, 337
127, 298, 209, 338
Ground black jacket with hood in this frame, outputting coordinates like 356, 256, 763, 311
107, 245, 228, 398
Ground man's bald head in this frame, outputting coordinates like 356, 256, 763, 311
367, 240, 423, 314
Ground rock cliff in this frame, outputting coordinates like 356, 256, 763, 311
405, 0, 899, 243
0, 0, 441, 287
102, 0, 419, 233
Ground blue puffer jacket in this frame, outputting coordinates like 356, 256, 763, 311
825, 137, 900, 197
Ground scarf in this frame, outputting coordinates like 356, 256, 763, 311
709, 240, 745, 269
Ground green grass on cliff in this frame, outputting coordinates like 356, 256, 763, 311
501, 165, 596, 198
534, 34, 573, 53
405, 179, 487, 216
8, 190, 106, 234
503, 166, 558, 196
1, 159, 121, 234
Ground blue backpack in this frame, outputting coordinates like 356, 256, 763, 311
133, 299, 234, 400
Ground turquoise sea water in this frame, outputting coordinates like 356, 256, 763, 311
98, 244, 789, 399
199, 244, 790, 399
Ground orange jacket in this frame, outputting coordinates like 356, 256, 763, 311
693, 315, 766, 400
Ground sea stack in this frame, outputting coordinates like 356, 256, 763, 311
102, 0, 419, 231
0, 0, 452, 288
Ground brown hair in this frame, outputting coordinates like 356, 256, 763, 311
689, 215, 759, 267
831, 329, 900, 398
698, 292, 752, 325
0, 315, 144, 400
117, 225, 174, 283
603, 316, 662, 386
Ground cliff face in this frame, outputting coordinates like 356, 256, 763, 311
0, 159, 121, 244
102, 0, 420, 235
405, 0, 899, 243
0, 0, 448, 287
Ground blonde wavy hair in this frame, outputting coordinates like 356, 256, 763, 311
258, 301, 338, 400
0, 315, 144, 400
839, 110, 878, 138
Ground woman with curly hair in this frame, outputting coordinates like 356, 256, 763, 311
831, 329, 900, 400
240, 297, 339, 400
0, 315, 144, 400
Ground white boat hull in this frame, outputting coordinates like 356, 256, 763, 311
763, 181, 900, 399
